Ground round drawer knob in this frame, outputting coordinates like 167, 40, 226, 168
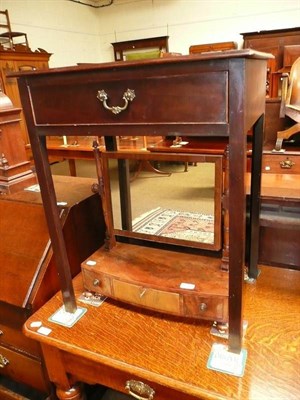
93, 279, 100, 287
199, 302, 208, 311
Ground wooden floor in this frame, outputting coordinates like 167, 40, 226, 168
23, 264, 300, 400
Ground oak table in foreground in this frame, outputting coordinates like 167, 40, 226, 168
23, 265, 300, 400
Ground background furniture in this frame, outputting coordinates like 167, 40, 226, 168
189, 41, 237, 54
242, 29, 300, 270
242, 27, 300, 98
0, 9, 29, 51
0, 44, 51, 157
23, 265, 300, 400
0, 90, 36, 194
0, 176, 105, 399
257, 154, 300, 269
111, 36, 169, 61
46, 136, 163, 176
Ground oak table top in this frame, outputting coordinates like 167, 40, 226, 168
23, 265, 300, 400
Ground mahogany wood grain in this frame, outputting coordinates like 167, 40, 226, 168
81, 242, 228, 321
14, 50, 270, 352
246, 172, 300, 199
23, 266, 300, 400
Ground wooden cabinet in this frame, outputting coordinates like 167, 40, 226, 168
259, 148, 300, 269
0, 91, 36, 194
242, 29, 300, 270
262, 149, 300, 174
242, 27, 300, 98
0, 176, 105, 398
0, 49, 51, 150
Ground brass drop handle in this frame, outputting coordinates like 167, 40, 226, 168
0, 354, 9, 368
97, 89, 135, 115
280, 158, 295, 169
125, 380, 155, 400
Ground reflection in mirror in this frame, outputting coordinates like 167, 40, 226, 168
101, 152, 222, 251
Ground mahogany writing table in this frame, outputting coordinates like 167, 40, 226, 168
23, 266, 300, 400
14, 50, 271, 354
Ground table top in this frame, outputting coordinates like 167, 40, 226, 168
246, 172, 300, 200
23, 265, 300, 400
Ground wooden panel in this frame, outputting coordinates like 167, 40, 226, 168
262, 153, 300, 173
28, 67, 229, 131
242, 28, 300, 97
0, 50, 50, 146
0, 323, 39, 356
0, 175, 106, 397
259, 225, 300, 268
189, 41, 236, 54
0, 345, 47, 392
264, 98, 286, 145
183, 295, 227, 321
113, 280, 181, 315
0, 201, 49, 307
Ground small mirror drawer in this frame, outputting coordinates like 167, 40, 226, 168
113, 280, 181, 315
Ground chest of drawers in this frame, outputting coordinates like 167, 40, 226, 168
0, 176, 105, 398
262, 150, 300, 174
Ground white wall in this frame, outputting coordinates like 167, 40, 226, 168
1, 0, 300, 67
96, 0, 300, 61
1, 0, 100, 66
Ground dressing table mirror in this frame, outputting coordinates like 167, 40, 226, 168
101, 151, 223, 251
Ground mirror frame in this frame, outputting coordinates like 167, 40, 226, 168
100, 150, 223, 251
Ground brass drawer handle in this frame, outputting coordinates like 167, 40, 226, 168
0, 354, 9, 368
280, 159, 295, 169
97, 89, 135, 115
125, 380, 155, 400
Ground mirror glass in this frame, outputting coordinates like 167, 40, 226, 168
102, 152, 222, 251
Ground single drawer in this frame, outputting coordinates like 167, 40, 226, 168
27, 61, 230, 136
113, 280, 181, 315
183, 295, 228, 322
82, 269, 181, 315
262, 154, 300, 174
0, 323, 40, 356
0, 344, 47, 392
81, 268, 113, 296
64, 352, 200, 400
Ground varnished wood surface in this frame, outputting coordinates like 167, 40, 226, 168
246, 172, 300, 200
81, 242, 228, 321
23, 266, 300, 400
